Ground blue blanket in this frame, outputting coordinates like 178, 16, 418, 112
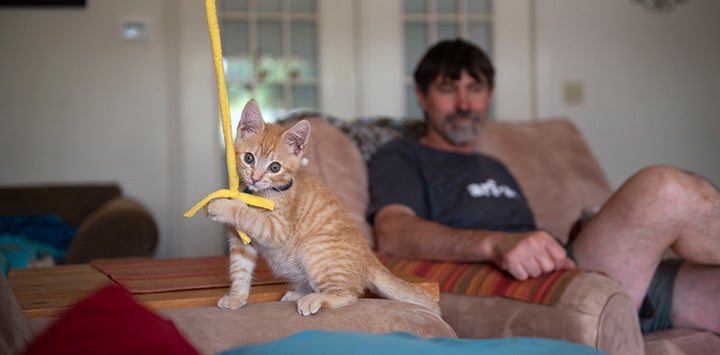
0, 214, 76, 250
219, 331, 605, 355
0, 214, 76, 275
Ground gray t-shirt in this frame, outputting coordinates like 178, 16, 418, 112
367, 137, 536, 232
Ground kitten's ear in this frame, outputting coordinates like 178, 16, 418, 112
237, 99, 265, 139
282, 120, 311, 156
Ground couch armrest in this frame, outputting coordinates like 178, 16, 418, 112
64, 197, 158, 264
381, 257, 643, 353
439, 270, 644, 355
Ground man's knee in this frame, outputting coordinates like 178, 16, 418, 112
627, 165, 706, 204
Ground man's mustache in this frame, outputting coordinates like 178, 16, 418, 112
446, 112, 483, 122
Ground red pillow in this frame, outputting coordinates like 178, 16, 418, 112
23, 284, 199, 355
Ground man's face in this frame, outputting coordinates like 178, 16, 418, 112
416, 70, 493, 146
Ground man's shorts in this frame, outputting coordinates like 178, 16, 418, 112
565, 243, 683, 333
639, 258, 683, 333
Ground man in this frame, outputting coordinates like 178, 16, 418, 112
367, 38, 719, 334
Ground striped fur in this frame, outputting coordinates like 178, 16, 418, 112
208, 100, 440, 316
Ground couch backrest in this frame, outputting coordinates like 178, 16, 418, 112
477, 119, 612, 243
292, 116, 613, 246
0, 184, 122, 227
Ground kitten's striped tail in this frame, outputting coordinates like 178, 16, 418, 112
367, 261, 442, 316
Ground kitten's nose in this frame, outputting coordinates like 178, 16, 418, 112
251, 176, 261, 184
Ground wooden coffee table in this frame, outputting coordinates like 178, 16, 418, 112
8, 257, 439, 318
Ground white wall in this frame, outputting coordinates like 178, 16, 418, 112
355, 0, 404, 117
0, 1, 171, 256
0, 1, 225, 258
494, 0, 536, 120
534, 0, 720, 187
1, 0, 718, 258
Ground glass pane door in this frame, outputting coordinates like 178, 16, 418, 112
219, 0, 319, 127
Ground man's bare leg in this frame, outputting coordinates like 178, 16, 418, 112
571, 165, 720, 325
671, 262, 720, 333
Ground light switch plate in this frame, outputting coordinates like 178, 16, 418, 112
563, 81, 584, 105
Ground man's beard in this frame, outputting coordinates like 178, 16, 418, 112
442, 112, 484, 145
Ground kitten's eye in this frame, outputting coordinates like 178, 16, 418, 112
268, 162, 281, 173
243, 153, 255, 165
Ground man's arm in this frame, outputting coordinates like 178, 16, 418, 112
374, 204, 576, 280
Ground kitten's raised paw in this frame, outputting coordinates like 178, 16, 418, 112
217, 294, 248, 310
281, 290, 305, 302
208, 199, 235, 225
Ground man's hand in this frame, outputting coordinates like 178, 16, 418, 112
492, 230, 576, 280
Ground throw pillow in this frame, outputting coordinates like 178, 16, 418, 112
22, 284, 199, 355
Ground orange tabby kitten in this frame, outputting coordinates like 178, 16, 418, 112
207, 99, 441, 316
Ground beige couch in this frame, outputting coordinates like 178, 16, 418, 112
2, 117, 718, 354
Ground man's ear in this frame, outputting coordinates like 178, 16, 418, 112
237, 99, 265, 139
282, 120, 311, 156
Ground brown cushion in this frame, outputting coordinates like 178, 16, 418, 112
477, 119, 613, 243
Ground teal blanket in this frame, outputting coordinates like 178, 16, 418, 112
0, 214, 76, 275
219, 331, 605, 355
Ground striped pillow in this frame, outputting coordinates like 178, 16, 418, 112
380, 257, 581, 306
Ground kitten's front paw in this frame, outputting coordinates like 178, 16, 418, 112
296, 293, 325, 316
296, 293, 357, 316
208, 198, 235, 225
217, 294, 248, 310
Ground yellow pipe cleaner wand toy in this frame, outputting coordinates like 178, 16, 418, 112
183, 0, 274, 244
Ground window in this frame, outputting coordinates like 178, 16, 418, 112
219, 0, 319, 124
402, 0, 493, 118
217, 0, 499, 123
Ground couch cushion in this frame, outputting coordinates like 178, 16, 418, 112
477, 119, 613, 243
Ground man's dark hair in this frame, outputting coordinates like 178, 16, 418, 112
413, 38, 495, 94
